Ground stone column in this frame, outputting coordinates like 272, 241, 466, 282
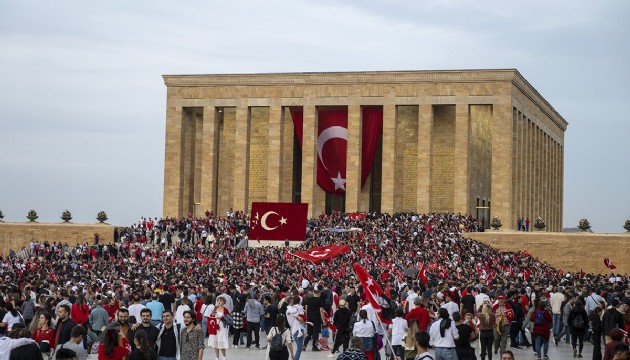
232, 103, 250, 211
301, 105, 318, 217
453, 104, 470, 215
163, 106, 183, 218
200, 106, 218, 214
380, 104, 397, 214
267, 104, 283, 202
491, 102, 514, 229
416, 104, 432, 213
345, 105, 362, 212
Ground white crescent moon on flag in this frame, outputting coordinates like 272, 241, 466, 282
317, 126, 348, 171
261, 211, 279, 231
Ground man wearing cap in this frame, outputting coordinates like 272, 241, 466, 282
330, 299, 352, 356
492, 295, 514, 355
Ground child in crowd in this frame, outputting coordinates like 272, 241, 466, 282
319, 323, 331, 350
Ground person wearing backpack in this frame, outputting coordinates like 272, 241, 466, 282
568, 300, 589, 358
530, 300, 552, 360
266, 315, 294, 360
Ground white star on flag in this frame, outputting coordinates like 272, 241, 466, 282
331, 172, 346, 191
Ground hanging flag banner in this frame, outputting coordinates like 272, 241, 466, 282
249, 202, 308, 241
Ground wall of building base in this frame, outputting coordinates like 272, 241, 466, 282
467, 231, 630, 275
0, 222, 114, 255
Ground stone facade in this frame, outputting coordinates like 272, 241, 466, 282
163, 70, 567, 231
468, 231, 630, 275
0, 222, 114, 255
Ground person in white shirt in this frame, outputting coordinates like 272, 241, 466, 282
127, 294, 146, 323
352, 310, 377, 360
429, 308, 459, 360
549, 287, 566, 338
440, 293, 459, 320
475, 287, 491, 314
285, 296, 306, 360
175, 297, 191, 324
389, 308, 408, 360
406, 288, 419, 313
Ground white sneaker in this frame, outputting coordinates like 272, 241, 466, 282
327, 354, 336, 358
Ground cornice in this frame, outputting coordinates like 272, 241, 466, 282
163, 69, 517, 87
511, 70, 568, 130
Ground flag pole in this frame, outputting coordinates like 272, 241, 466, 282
373, 308, 395, 357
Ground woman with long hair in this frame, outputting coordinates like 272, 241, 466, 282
404, 319, 420, 360
568, 299, 588, 358
352, 309, 376, 360
31, 312, 54, 353
266, 315, 294, 360
71, 293, 90, 327
478, 301, 496, 360
207, 296, 230, 360
98, 328, 131, 360
127, 330, 157, 360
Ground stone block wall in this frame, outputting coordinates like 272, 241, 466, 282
0, 222, 114, 255
467, 231, 630, 274
431, 105, 456, 213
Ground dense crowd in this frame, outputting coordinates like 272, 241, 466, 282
0, 212, 628, 360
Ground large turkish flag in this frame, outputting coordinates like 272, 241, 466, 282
249, 202, 308, 241
291, 244, 351, 263
317, 108, 348, 196
353, 263, 391, 324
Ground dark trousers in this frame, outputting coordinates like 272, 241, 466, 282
510, 322, 521, 346
331, 328, 350, 353
592, 333, 602, 360
246, 322, 261, 348
233, 328, 243, 346
303, 320, 322, 350
479, 329, 494, 360
571, 333, 585, 354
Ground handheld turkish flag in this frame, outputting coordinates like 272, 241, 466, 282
604, 258, 617, 270
249, 202, 308, 241
353, 263, 392, 324
579, 268, 585, 279
291, 244, 351, 263
418, 263, 427, 286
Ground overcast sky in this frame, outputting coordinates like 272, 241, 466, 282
1, 0, 628, 232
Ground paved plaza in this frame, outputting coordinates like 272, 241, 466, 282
86, 335, 595, 359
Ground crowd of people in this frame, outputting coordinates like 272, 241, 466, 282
0, 211, 628, 360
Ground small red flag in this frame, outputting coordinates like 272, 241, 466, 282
579, 268, 585, 279
604, 258, 617, 270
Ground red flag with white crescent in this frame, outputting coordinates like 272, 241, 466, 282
249, 202, 308, 241
317, 108, 348, 195
291, 245, 351, 263
418, 263, 427, 286
604, 258, 617, 270
353, 263, 392, 324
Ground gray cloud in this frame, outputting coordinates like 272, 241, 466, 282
0, 0, 628, 231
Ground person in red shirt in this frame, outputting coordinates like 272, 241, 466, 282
530, 300, 552, 360
98, 328, 131, 360
404, 297, 431, 331
71, 294, 90, 327
32, 312, 55, 352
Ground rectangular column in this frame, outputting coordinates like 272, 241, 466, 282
491, 103, 514, 229
301, 105, 319, 217
232, 103, 250, 211
267, 105, 283, 202
345, 105, 362, 212
163, 106, 183, 217
453, 104, 470, 215
199, 107, 218, 214
380, 104, 397, 213
417, 104, 432, 213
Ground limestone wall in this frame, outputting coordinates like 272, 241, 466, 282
0, 222, 114, 255
467, 231, 630, 275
